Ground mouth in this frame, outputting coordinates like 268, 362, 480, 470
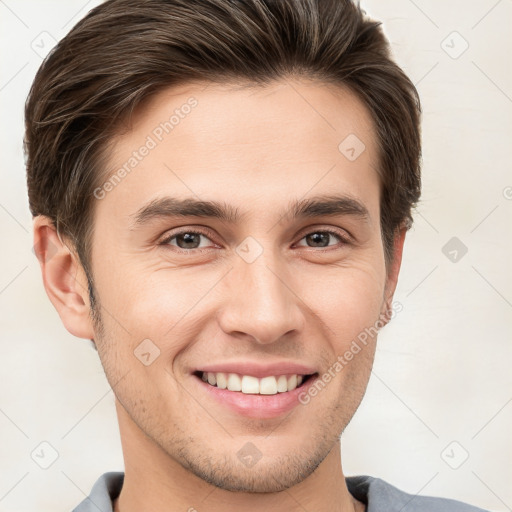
193, 370, 319, 419
193, 370, 317, 395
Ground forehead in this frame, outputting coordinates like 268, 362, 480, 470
99, 78, 380, 224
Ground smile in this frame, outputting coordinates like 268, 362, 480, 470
193, 370, 319, 419
196, 371, 315, 395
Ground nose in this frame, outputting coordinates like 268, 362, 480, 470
216, 251, 305, 345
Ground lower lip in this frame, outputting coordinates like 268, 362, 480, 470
193, 374, 319, 419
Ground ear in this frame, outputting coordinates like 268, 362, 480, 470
33, 216, 95, 340
380, 227, 407, 322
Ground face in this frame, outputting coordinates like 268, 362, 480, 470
87, 78, 399, 492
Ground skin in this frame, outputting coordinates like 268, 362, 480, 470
34, 78, 406, 512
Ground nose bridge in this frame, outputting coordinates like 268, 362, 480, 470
217, 241, 303, 344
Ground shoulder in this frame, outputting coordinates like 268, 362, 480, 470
346, 475, 491, 512
71, 472, 124, 512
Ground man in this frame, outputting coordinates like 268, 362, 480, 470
25, 0, 488, 510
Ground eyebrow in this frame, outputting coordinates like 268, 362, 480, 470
129, 193, 370, 229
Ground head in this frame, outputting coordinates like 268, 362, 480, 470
26, 0, 420, 493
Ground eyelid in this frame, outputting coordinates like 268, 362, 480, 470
157, 226, 218, 246
294, 225, 352, 245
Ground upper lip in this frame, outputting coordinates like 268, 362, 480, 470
193, 361, 317, 379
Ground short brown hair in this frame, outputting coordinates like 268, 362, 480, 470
25, 0, 421, 311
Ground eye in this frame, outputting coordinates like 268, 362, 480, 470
295, 229, 349, 249
159, 227, 350, 253
159, 229, 216, 251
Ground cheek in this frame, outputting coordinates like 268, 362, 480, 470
300, 260, 386, 345
132, 266, 214, 318
94, 243, 386, 361
96, 258, 186, 328
96, 266, 217, 367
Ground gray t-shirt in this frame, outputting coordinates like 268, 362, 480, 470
72, 472, 490, 511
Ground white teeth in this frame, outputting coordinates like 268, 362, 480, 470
201, 372, 309, 394
287, 374, 297, 391
241, 375, 259, 394
216, 372, 227, 389
259, 376, 277, 395
227, 373, 242, 392
276, 375, 288, 392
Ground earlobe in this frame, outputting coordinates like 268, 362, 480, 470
33, 216, 95, 340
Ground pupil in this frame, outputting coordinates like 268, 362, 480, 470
307, 233, 329, 247
178, 233, 200, 249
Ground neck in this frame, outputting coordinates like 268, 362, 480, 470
113, 402, 364, 512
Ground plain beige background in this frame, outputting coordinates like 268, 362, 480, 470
0, 0, 511, 510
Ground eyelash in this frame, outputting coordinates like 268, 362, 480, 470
158, 227, 351, 253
